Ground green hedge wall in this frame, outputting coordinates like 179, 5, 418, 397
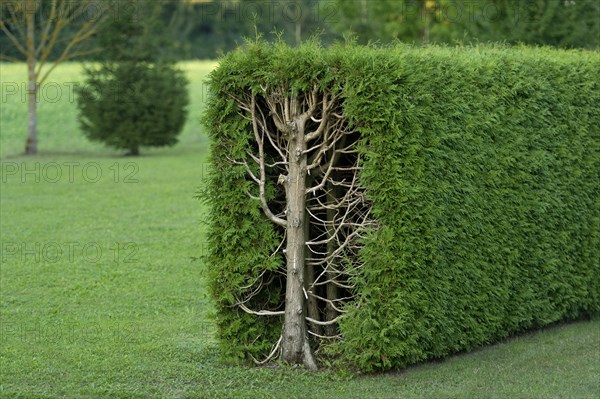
202, 42, 600, 371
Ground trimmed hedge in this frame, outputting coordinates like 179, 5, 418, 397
202, 42, 600, 371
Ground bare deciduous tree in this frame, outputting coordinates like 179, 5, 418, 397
1, 0, 107, 154
227, 84, 375, 369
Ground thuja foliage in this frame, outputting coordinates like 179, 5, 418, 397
202, 41, 600, 371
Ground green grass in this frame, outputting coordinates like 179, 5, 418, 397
1, 61, 599, 398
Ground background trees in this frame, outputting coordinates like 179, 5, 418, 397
3, 1, 598, 63
462, 0, 600, 48
331, 0, 600, 47
76, 0, 189, 155
0, 0, 107, 154
170, 0, 599, 57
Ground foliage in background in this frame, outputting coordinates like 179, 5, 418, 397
170, 0, 600, 57
203, 41, 600, 371
2, 0, 598, 61
76, 0, 189, 155
332, 0, 600, 48
462, 0, 600, 48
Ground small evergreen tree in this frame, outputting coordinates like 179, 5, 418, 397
77, 0, 188, 155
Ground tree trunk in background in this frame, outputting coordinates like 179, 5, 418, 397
360, 0, 368, 24
25, 1, 37, 155
281, 115, 317, 370
294, 0, 301, 46
421, 0, 431, 44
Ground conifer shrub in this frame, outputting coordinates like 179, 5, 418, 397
202, 41, 600, 371
78, 61, 188, 155
77, 0, 189, 155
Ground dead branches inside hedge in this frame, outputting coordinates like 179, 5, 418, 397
226, 84, 375, 367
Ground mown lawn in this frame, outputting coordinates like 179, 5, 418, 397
0, 61, 598, 398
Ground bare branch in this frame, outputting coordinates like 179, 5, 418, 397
37, 22, 103, 84
238, 269, 268, 291
306, 315, 343, 326
227, 156, 260, 184
0, 53, 23, 62
250, 335, 282, 365
250, 95, 288, 228
307, 291, 348, 313
5, 1, 27, 44
0, 20, 27, 56
265, 90, 289, 134
308, 330, 342, 339
37, 1, 108, 84
299, 85, 319, 122
305, 91, 338, 142
256, 104, 288, 164
312, 278, 356, 289
36, 0, 58, 56
238, 302, 284, 317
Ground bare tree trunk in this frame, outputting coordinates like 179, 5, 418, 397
305, 263, 322, 337
421, 0, 431, 44
294, 0, 302, 46
295, 21, 301, 47
324, 183, 339, 336
360, 0, 368, 24
126, 146, 140, 156
25, 1, 37, 155
304, 182, 323, 337
281, 115, 317, 370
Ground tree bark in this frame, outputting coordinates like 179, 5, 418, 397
294, 0, 302, 46
360, 0, 368, 24
325, 183, 339, 336
25, 0, 37, 155
304, 182, 323, 337
421, 0, 431, 44
281, 114, 317, 370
